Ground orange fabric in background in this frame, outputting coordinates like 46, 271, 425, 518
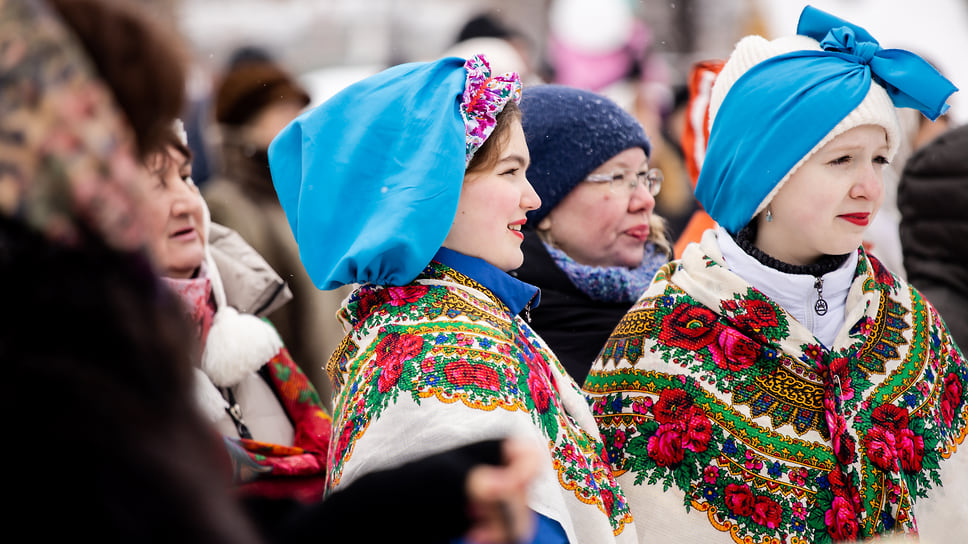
674, 59, 724, 259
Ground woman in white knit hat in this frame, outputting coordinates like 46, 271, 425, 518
584, 5, 965, 543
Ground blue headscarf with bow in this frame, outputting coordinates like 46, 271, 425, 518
696, 5, 957, 235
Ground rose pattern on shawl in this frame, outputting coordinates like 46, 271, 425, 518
811, 467, 863, 542
527, 371, 552, 414
824, 496, 860, 542
373, 332, 425, 393
653, 388, 695, 423
864, 404, 924, 474
824, 393, 857, 465
444, 359, 501, 391
386, 285, 429, 307
940, 372, 963, 426
642, 389, 714, 468
594, 246, 968, 541
752, 496, 783, 528
725, 483, 755, 516
708, 327, 759, 372
658, 304, 722, 350
330, 261, 636, 536
738, 299, 780, 331
897, 428, 924, 473
647, 424, 684, 467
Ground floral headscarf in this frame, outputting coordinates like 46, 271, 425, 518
0, 0, 148, 250
460, 54, 521, 166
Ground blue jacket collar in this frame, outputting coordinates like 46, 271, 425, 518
433, 247, 540, 316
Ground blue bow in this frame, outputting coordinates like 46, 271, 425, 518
695, 5, 958, 235
798, 5, 956, 120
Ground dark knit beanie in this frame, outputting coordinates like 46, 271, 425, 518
214, 61, 311, 126
520, 84, 650, 224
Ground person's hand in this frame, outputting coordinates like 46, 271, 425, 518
463, 438, 542, 544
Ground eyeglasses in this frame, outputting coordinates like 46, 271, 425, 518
584, 168, 663, 196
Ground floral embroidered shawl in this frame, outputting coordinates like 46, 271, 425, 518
585, 229, 968, 544
232, 347, 332, 503
327, 261, 637, 543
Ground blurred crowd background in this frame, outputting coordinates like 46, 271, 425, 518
154, 0, 968, 114
127, 0, 968, 396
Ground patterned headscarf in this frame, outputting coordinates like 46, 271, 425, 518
0, 0, 149, 250
269, 54, 522, 290
461, 54, 522, 165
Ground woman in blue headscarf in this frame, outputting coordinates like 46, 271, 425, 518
269, 54, 638, 543
583, 6, 965, 543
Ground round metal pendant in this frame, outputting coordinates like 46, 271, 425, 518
815, 299, 828, 316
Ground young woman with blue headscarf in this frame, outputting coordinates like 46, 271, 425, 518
583, 6, 965, 543
269, 55, 638, 543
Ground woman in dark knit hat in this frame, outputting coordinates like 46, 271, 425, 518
514, 85, 671, 385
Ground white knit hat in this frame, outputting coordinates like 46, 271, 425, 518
708, 34, 901, 218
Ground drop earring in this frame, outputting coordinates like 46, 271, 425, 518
765, 206, 773, 223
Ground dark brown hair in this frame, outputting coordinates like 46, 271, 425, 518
145, 124, 194, 177
466, 100, 521, 173
48, 0, 188, 159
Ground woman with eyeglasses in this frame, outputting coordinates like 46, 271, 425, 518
513, 85, 671, 385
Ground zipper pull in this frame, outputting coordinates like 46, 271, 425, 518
524, 301, 532, 323
814, 277, 828, 316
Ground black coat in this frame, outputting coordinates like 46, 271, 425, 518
511, 229, 637, 386
898, 124, 968, 351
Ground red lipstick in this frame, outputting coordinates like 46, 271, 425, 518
839, 213, 870, 226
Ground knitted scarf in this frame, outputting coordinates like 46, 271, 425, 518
545, 241, 666, 303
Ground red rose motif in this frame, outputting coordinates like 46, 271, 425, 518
614, 429, 627, 449
335, 421, 355, 457
897, 428, 924, 473
386, 285, 429, 306
828, 357, 849, 379
681, 407, 713, 453
647, 424, 684, 467
825, 496, 859, 541
378, 359, 404, 393
600, 488, 615, 515
825, 402, 856, 465
941, 373, 963, 426
528, 372, 552, 414
708, 328, 759, 372
374, 333, 424, 393
724, 483, 755, 517
734, 299, 779, 332
864, 427, 900, 473
828, 469, 861, 512
752, 496, 783, 528
652, 388, 694, 424
659, 305, 721, 350
355, 287, 383, 314
870, 404, 910, 433
941, 400, 955, 428
943, 373, 963, 405
444, 359, 501, 391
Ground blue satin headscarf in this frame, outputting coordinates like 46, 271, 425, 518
268, 57, 467, 289
696, 5, 957, 234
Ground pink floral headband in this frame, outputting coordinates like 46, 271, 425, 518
460, 54, 522, 166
